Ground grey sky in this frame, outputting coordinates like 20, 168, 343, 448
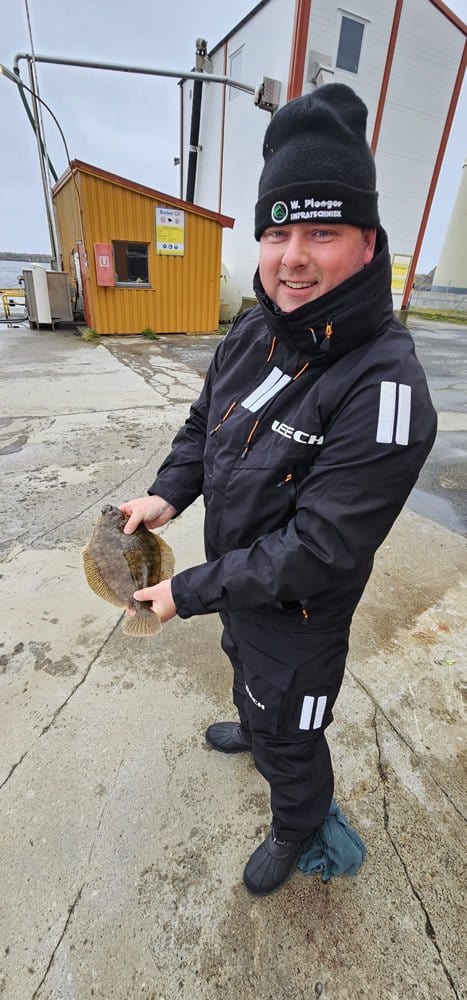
1, 0, 465, 273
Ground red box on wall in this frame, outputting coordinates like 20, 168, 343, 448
94, 243, 114, 286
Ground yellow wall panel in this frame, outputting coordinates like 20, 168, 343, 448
53, 165, 225, 335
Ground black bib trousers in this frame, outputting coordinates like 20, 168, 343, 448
220, 610, 350, 841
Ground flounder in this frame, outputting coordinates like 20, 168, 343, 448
82, 505, 175, 637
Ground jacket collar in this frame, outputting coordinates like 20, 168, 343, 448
253, 228, 394, 361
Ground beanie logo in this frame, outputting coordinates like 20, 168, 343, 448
271, 201, 288, 224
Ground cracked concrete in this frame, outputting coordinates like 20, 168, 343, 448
0, 325, 466, 999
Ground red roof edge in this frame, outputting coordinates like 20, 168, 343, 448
52, 159, 235, 229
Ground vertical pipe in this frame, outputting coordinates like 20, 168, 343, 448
287, 0, 312, 101
179, 81, 184, 201
27, 59, 59, 268
218, 43, 227, 215
13, 72, 58, 180
186, 77, 203, 202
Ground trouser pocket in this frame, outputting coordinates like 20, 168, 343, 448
238, 637, 295, 737
231, 613, 350, 740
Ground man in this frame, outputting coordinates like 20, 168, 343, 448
120, 84, 437, 897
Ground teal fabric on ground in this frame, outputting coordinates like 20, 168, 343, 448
296, 799, 366, 881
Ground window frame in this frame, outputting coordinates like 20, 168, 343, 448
112, 240, 151, 288
335, 11, 367, 76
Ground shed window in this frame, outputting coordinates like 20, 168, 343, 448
113, 242, 149, 285
336, 15, 364, 74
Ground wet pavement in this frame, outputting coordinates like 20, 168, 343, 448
105, 318, 467, 536
1, 320, 466, 1000
407, 320, 467, 535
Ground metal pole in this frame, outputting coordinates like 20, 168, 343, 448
26, 58, 59, 269
186, 39, 206, 203
178, 81, 184, 200
24, 1, 58, 210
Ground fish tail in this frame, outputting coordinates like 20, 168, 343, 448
122, 608, 162, 638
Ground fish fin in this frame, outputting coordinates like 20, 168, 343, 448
122, 609, 161, 637
158, 536, 175, 581
82, 545, 125, 608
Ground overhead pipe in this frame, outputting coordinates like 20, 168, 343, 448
13, 52, 255, 95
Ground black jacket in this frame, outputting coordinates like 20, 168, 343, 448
149, 231, 437, 627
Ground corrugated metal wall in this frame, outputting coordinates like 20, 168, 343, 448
53, 176, 83, 288
79, 172, 222, 335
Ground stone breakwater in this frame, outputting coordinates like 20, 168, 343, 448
0, 252, 51, 262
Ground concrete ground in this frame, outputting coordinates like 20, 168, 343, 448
0, 324, 466, 1000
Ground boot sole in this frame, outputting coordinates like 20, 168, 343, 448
243, 864, 297, 897
205, 734, 252, 754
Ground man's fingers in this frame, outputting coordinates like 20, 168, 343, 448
133, 588, 155, 601
118, 503, 131, 515
123, 514, 141, 534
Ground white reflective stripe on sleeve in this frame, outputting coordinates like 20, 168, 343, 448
299, 695, 314, 730
313, 695, 327, 729
376, 381, 397, 443
395, 383, 412, 445
241, 367, 292, 413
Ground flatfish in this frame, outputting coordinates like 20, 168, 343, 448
82, 505, 174, 637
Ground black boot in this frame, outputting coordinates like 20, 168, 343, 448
243, 827, 308, 896
205, 721, 252, 754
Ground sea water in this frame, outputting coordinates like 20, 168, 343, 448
0, 260, 47, 288
0, 260, 45, 322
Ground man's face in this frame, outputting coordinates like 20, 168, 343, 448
259, 223, 377, 312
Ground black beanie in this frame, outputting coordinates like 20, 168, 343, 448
255, 83, 379, 240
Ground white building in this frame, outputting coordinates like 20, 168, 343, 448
180, 0, 466, 310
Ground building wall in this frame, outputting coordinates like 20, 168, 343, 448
53, 174, 83, 286
373, 0, 464, 309
188, 0, 465, 302
185, 0, 296, 296
304, 0, 396, 123
54, 170, 223, 335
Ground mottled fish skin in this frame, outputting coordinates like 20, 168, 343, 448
82, 505, 174, 637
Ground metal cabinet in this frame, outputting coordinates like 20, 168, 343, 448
23, 268, 73, 328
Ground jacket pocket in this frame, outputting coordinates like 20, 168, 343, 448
219, 466, 297, 550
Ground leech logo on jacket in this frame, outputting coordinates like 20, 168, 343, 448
376, 381, 412, 446
299, 695, 327, 731
272, 420, 324, 445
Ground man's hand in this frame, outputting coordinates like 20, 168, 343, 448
126, 579, 177, 623
119, 495, 177, 534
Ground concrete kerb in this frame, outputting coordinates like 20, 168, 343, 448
0, 325, 465, 999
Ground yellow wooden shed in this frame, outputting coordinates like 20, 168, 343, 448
52, 160, 235, 335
